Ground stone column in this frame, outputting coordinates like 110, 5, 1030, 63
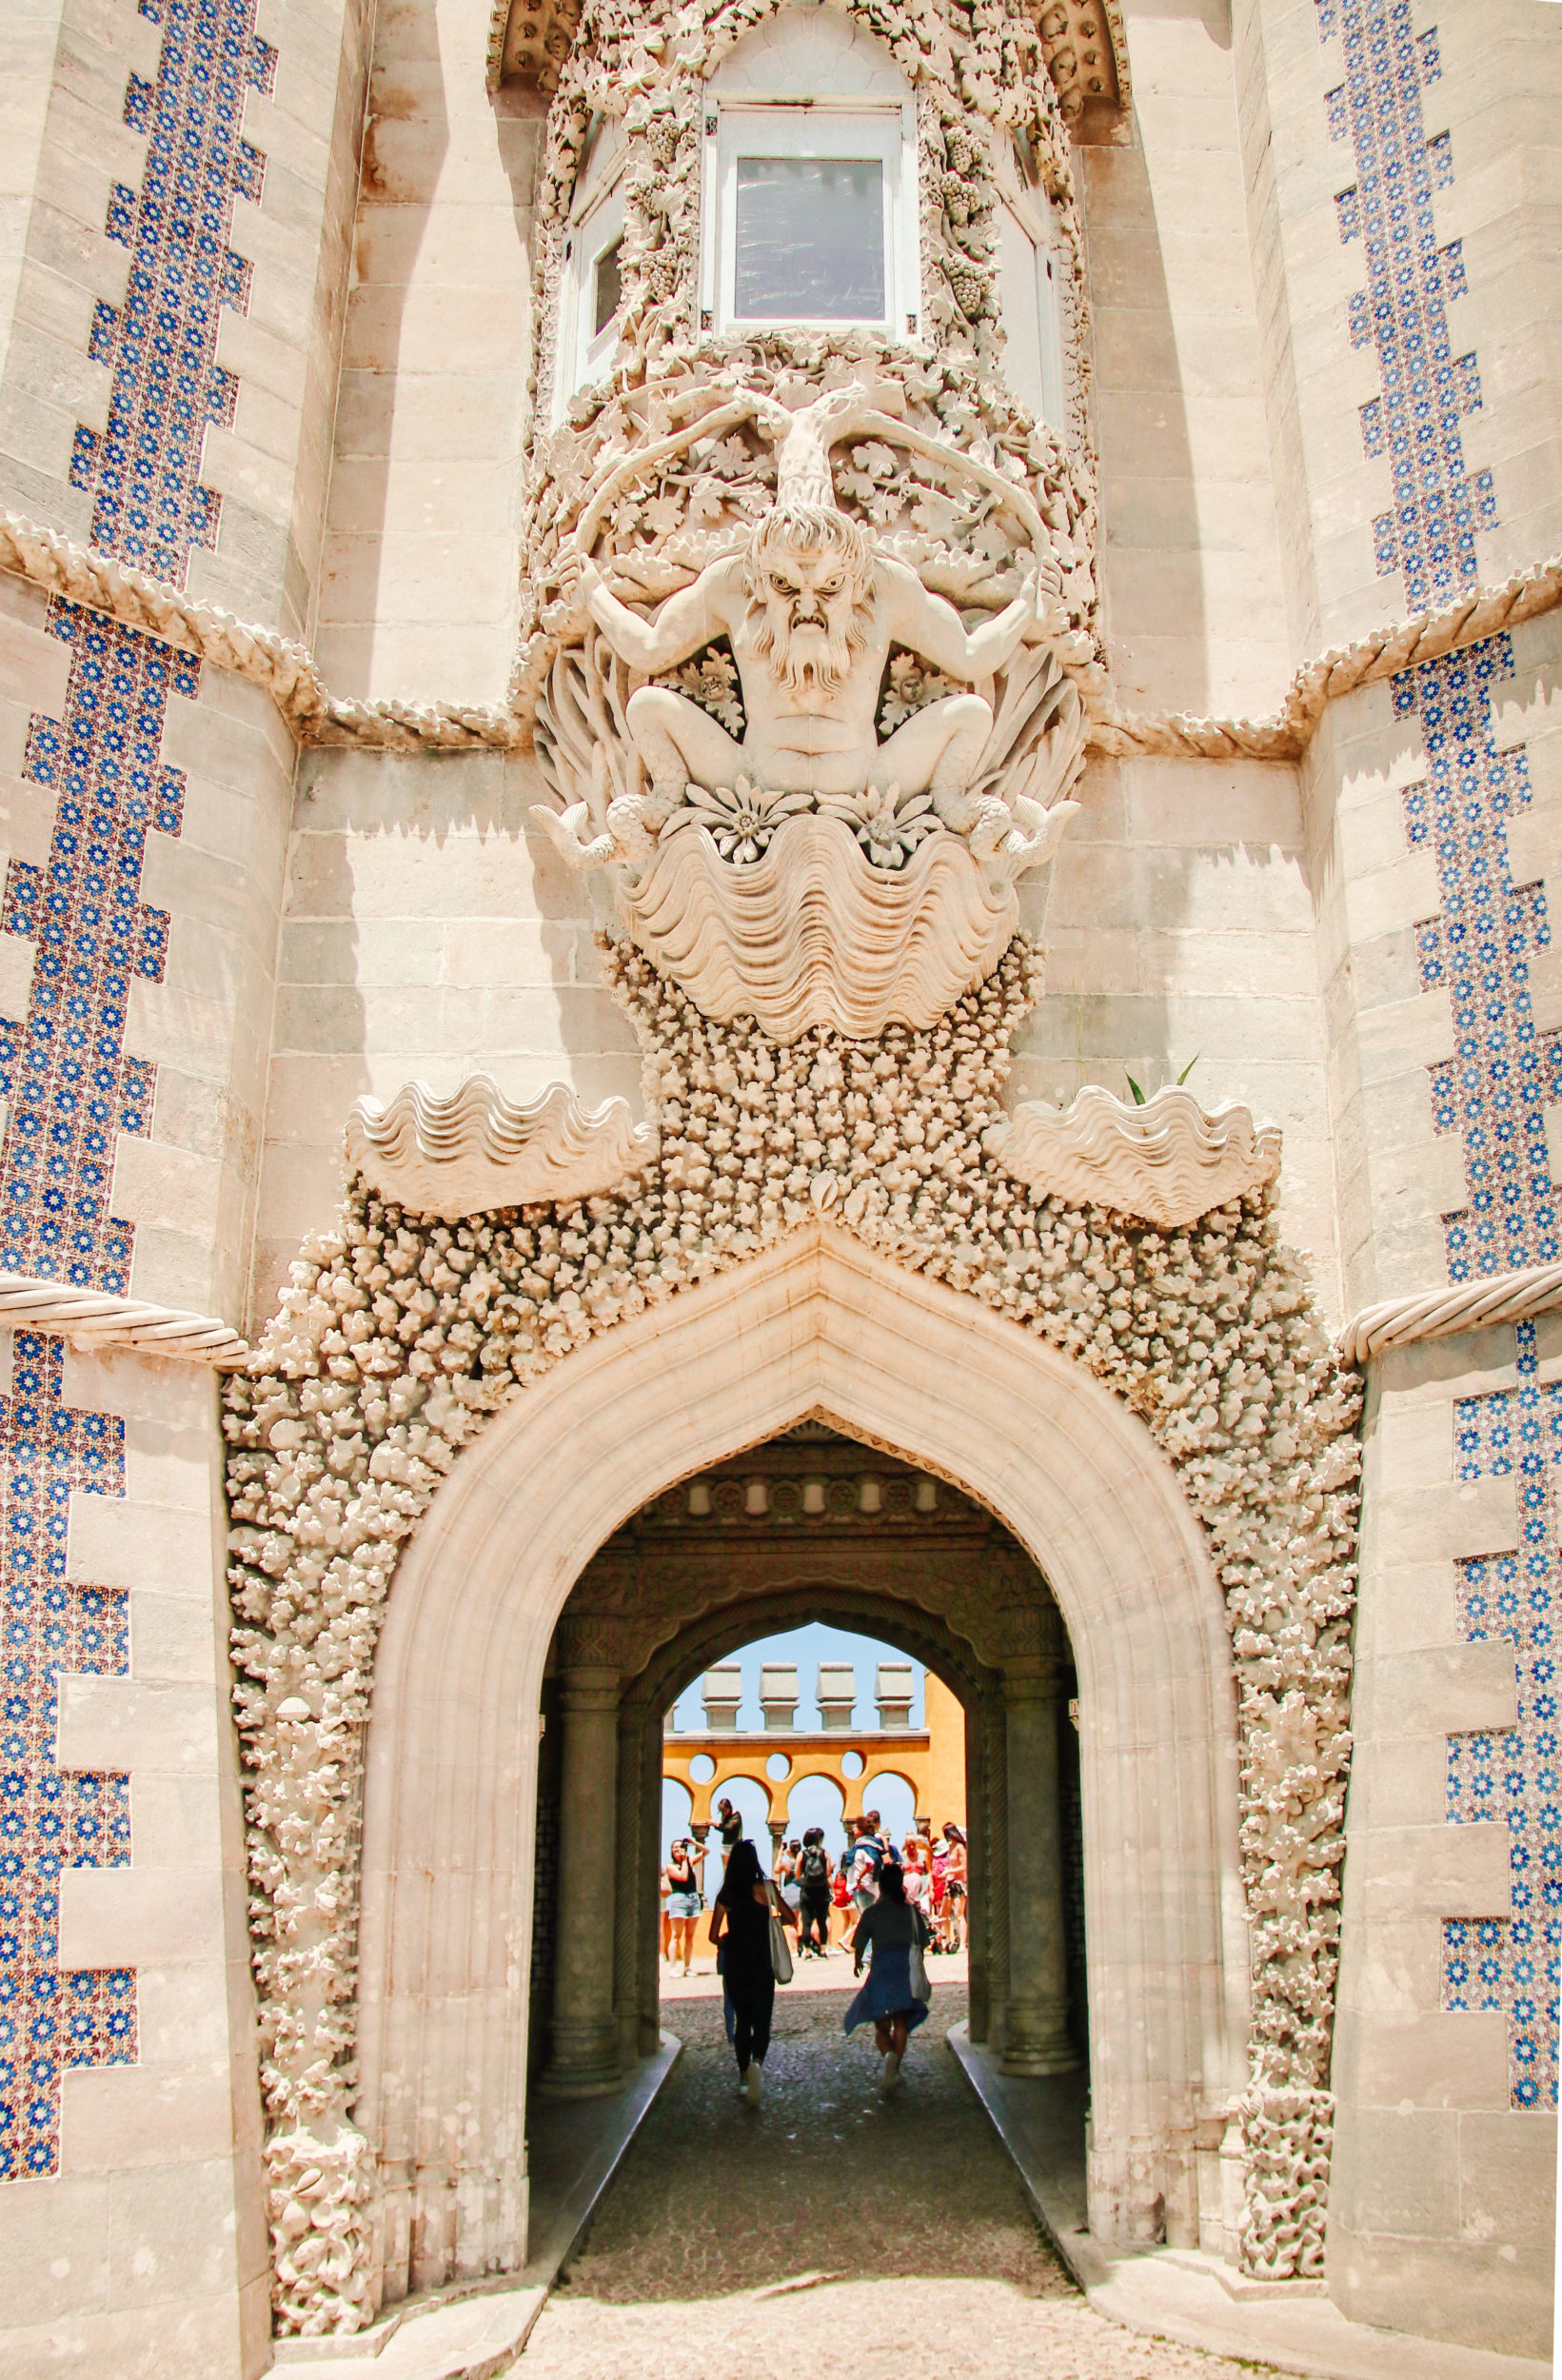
539, 1654, 623, 2097
1000, 1656, 1079, 2075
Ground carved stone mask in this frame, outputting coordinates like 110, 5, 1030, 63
745, 505, 873, 694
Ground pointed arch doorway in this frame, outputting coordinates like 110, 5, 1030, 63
352, 1226, 1249, 2306
531, 1428, 1082, 2101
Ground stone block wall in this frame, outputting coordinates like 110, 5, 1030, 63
250, 744, 643, 1321
1263, 0, 1562, 2335
1014, 749, 1341, 1320
1235, 0, 1562, 657
1080, 0, 1293, 717
313, 0, 544, 704
1336, 1323, 1557, 2355
0, 0, 375, 2369
0, 0, 370, 645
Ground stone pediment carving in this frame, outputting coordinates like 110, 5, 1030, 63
346, 1075, 655, 1219
524, 379, 1089, 1039
983, 1083, 1282, 1229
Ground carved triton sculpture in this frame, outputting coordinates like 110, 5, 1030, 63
527, 382, 1089, 1037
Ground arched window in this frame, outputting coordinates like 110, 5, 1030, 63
701, 10, 919, 340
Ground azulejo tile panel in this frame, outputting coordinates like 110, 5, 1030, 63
0, 1337, 133, 2179
1318, 0, 1556, 2109
2, 0, 272, 2187
1443, 1325, 1559, 2112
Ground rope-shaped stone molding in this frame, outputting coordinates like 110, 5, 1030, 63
0, 506, 1555, 767
0, 1270, 248, 1365
1337, 1256, 1562, 1367
1087, 553, 1562, 763
225, 935, 1359, 2334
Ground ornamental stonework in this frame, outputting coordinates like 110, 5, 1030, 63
227, 937, 1359, 2331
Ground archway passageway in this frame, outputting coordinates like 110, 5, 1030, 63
528, 1423, 1085, 2106
354, 1229, 1247, 2308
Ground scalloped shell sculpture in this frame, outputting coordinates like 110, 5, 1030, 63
617, 812, 1020, 1041
346, 1076, 656, 1220
983, 1084, 1281, 1229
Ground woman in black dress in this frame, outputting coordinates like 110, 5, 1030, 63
707, 1838, 796, 2106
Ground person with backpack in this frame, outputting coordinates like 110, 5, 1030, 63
796, 1827, 832, 1956
848, 1815, 884, 1914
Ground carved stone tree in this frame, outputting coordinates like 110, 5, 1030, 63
224, 0, 1360, 2340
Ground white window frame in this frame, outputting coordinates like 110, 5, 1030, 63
700, 99, 920, 340
553, 162, 626, 422
993, 162, 1067, 435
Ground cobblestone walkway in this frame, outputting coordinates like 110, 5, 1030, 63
520, 1982, 1263, 2380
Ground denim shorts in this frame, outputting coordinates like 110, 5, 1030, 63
666, 1892, 700, 1921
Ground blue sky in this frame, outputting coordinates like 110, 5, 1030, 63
666, 1620, 925, 1731
662, 1621, 925, 1869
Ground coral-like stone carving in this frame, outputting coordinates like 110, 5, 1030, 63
984, 1084, 1283, 1230
228, 938, 1358, 2332
346, 1076, 654, 1220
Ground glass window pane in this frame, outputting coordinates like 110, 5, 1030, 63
734, 156, 884, 319
593, 238, 623, 337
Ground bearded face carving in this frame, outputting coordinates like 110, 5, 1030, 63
743, 506, 875, 697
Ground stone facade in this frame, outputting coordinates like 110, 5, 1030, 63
0, 0, 1554, 2372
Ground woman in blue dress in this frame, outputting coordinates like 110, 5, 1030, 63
843, 1859, 932, 2093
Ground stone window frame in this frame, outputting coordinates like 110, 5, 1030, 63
552, 118, 627, 421
697, 94, 921, 342
991, 141, 1068, 437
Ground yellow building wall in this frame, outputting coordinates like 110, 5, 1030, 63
924, 1673, 966, 1833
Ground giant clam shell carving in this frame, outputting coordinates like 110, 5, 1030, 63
984, 1084, 1281, 1229
346, 1075, 655, 1220
620, 810, 1020, 1041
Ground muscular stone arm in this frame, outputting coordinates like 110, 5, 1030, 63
582, 555, 737, 675
884, 560, 1036, 680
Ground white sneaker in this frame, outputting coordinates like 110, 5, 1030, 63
880, 2052, 901, 2094
745, 2061, 763, 2106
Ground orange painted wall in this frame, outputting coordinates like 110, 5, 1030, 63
924, 1672, 966, 1832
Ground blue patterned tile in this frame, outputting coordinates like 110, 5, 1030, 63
0, 1335, 134, 2182
1320, 0, 1555, 2112
1, 0, 275, 2192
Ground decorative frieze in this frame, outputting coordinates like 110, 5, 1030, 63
1, 506, 1554, 767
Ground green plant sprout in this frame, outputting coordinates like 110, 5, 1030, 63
1125, 1055, 1199, 1106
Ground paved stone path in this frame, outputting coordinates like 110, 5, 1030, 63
520, 1980, 1266, 2380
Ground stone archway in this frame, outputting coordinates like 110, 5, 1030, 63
533, 1435, 1078, 2111
353, 1223, 1249, 2304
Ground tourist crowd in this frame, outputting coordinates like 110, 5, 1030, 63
660, 1805, 968, 1976
668, 1803, 960, 2102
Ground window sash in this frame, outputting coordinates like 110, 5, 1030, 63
556, 182, 625, 418
706, 102, 918, 336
